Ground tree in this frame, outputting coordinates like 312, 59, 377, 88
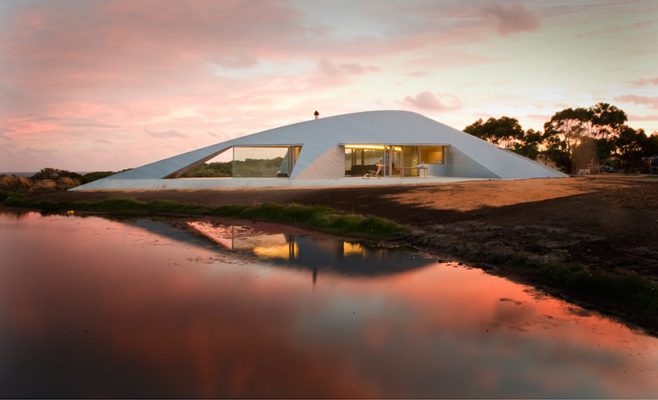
543, 107, 592, 157
542, 103, 628, 172
542, 132, 571, 172
462, 103, 640, 174
512, 129, 542, 159
643, 133, 658, 156
616, 126, 647, 170
31, 168, 81, 181
464, 118, 544, 160
464, 116, 525, 148
590, 102, 627, 138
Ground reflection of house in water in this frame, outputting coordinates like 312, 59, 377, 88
187, 221, 433, 282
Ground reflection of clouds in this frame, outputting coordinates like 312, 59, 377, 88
0, 214, 377, 398
1, 213, 657, 398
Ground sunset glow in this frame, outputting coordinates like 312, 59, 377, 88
1, 0, 657, 171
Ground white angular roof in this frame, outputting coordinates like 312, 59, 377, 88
88, 110, 566, 186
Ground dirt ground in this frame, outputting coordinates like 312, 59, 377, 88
41, 174, 658, 280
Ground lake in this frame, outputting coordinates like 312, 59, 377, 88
1, 211, 657, 398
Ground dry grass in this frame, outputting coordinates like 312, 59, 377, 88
0, 175, 80, 193
0, 175, 33, 191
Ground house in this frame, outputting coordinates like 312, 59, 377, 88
72, 110, 566, 190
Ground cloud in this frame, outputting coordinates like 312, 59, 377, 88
405, 71, 429, 78
628, 114, 658, 122
631, 77, 658, 87
483, 4, 540, 36
402, 91, 462, 112
615, 95, 658, 109
2, 0, 657, 170
211, 53, 259, 69
96, 138, 117, 145
318, 59, 378, 77
63, 121, 121, 129
525, 114, 551, 122
145, 129, 187, 138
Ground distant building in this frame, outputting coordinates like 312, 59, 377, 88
73, 110, 566, 190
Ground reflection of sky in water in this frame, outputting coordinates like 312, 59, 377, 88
1, 211, 657, 398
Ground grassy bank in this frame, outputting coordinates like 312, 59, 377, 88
0, 190, 407, 241
453, 249, 658, 332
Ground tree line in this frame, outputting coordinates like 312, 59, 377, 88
463, 102, 658, 173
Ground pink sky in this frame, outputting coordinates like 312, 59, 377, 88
1, 0, 657, 171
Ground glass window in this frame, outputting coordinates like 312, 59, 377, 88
179, 148, 232, 177
344, 145, 385, 176
420, 146, 444, 164
233, 146, 299, 177
401, 146, 419, 176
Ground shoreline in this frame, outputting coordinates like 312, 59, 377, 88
2, 174, 657, 335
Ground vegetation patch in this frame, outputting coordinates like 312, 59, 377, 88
463, 102, 658, 173
0, 168, 117, 194
438, 243, 658, 332
181, 157, 286, 178
535, 262, 658, 326
0, 191, 408, 240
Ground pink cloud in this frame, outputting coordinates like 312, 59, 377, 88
1, 0, 655, 170
318, 59, 379, 77
483, 4, 540, 36
405, 71, 428, 78
628, 114, 658, 122
525, 114, 551, 122
402, 91, 462, 112
145, 129, 187, 138
631, 77, 658, 87
337, 62, 379, 75
615, 95, 658, 109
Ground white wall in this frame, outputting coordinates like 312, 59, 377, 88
293, 145, 345, 179
447, 147, 498, 178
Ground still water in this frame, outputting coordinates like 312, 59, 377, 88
1, 211, 657, 398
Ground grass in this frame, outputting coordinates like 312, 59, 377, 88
456, 247, 658, 332
0, 190, 408, 240
535, 261, 658, 327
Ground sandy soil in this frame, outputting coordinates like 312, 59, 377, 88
41, 174, 658, 280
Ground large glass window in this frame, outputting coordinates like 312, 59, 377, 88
179, 148, 233, 177
344, 145, 385, 177
179, 146, 300, 178
344, 144, 445, 177
400, 146, 418, 176
233, 146, 301, 177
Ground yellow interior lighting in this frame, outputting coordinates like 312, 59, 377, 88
253, 243, 297, 259
343, 242, 365, 256
345, 144, 386, 150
